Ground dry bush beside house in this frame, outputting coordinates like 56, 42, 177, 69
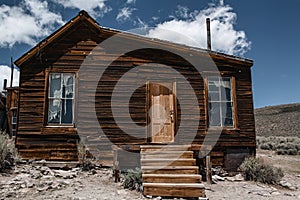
122, 168, 143, 192
0, 132, 16, 171
239, 157, 284, 185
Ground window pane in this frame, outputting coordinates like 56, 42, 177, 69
209, 102, 221, 126
208, 83, 219, 92
208, 77, 220, 92
220, 78, 231, 101
62, 74, 74, 98
208, 91, 220, 101
221, 102, 233, 126
221, 87, 232, 101
48, 99, 61, 123
49, 74, 61, 98
61, 99, 73, 123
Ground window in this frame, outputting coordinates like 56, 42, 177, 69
48, 73, 75, 125
208, 77, 234, 127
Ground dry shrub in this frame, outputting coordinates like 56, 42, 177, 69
256, 136, 300, 155
239, 157, 284, 185
0, 132, 15, 171
122, 168, 142, 192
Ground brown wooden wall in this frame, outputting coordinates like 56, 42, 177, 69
16, 21, 255, 167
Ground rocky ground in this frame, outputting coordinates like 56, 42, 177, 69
0, 150, 299, 200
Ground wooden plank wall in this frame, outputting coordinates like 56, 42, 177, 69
16, 22, 255, 167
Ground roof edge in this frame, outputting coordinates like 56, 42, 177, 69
15, 10, 254, 68
14, 10, 99, 67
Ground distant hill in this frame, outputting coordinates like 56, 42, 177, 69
255, 103, 300, 137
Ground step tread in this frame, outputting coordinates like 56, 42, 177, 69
142, 166, 198, 169
143, 183, 205, 188
141, 158, 195, 161
140, 145, 191, 148
142, 174, 201, 177
141, 150, 193, 154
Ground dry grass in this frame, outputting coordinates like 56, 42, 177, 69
256, 136, 300, 155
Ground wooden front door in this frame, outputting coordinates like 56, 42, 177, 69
149, 83, 176, 143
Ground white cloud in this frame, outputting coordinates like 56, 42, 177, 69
0, 0, 64, 48
147, 1, 251, 56
0, 65, 20, 92
116, 7, 136, 22
174, 5, 199, 20
126, 0, 136, 4
51, 0, 112, 17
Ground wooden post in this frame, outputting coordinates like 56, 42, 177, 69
206, 153, 212, 185
113, 148, 120, 182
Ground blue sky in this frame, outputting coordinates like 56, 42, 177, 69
0, 0, 299, 108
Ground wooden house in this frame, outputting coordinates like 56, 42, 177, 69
14, 11, 255, 197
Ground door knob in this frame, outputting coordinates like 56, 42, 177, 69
170, 110, 174, 121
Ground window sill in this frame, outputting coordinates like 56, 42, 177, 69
207, 127, 240, 132
45, 125, 75, 128
41, 126, 77, 134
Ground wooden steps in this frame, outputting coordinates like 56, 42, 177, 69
142, 166, 199, 174
141, 145, 206, 198
143, 174, 202, 183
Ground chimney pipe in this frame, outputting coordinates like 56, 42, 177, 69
3, 79, 7, 90
206, 18, 212, 50
10, 57, 14, 88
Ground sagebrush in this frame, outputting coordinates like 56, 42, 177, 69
256, 136, 300, 155
239, 157, 284, 184
0, 132, 15, 171
122, 168, 143, 192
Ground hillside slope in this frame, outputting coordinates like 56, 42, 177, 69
255, 103, 300, 137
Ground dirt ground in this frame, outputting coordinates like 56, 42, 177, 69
206, 149, 300, 200
0, 150, 299, 200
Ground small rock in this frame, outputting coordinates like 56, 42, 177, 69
272, 191, 280, 196
250, 190, 271, 197
117, 189, 127, 195
279, 180, 296, 190
26, 181, 34, 188
37, 186, 49, 192
40, 166, 51, 175
54, 170, 77, 179
284, 193, 295, 197
30, 170, 42, 179
224, 176, 235, 182
233, 173, 244, 181
212, 175, 225, 181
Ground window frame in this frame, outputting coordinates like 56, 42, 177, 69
45, 70, 77, 127
206, 75, 237, 129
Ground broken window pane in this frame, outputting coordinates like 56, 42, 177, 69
49, 74, 61, 98
62, 74, 74, 98
48, 99, 61, 123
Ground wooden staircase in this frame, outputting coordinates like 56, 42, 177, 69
140, 145, 206, 198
